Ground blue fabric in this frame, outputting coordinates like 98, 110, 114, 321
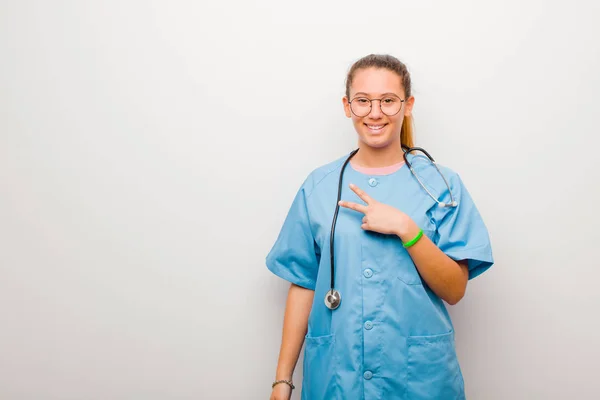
266, 152, 494, 399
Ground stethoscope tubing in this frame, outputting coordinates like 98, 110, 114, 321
325, 145, 457, 310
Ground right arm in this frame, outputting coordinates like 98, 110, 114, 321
270, 283, 314, 400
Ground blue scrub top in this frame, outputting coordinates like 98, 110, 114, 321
266, 152, 494, 400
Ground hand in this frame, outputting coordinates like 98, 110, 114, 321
338, 183, 416, 237
270, 383, 292, 400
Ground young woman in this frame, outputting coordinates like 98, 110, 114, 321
267, 54, 493, 400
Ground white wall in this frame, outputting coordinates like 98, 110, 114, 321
1, 1, 599, 399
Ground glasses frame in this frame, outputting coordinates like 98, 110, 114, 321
348, 95, 406, 117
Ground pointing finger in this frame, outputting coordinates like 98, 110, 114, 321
338, 200, 367, 214
349, 184, 374, 204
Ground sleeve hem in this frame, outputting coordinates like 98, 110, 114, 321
266, 260, 316, 291
443, 247, 494, 280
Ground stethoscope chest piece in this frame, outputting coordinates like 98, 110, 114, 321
323, 146, 456, 311
324, 289, 341, 310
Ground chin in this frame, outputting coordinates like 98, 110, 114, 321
359, 135, 395, 149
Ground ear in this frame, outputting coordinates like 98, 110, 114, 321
343, 96, 352, 118
404, 96, 415, 117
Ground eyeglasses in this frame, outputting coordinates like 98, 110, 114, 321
348, 95, 405, 117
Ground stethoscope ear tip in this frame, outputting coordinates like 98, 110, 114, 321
439, 201, 458, 208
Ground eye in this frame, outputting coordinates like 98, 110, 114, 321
382, 97, 398, 104
354, 97, 369, 104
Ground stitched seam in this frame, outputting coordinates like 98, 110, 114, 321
305, 156, 346, 200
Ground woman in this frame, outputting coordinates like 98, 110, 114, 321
267, 54, 493, 400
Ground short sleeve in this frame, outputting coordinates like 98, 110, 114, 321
265, 185, 319, 290
433, 173, 494, 280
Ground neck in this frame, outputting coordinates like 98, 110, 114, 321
351, 141, 404, 168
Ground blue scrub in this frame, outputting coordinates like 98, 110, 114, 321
266, 152, 494, 400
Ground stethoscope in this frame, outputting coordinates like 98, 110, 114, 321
324, 144, 458, 310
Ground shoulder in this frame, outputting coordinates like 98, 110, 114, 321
406, 152, 463, 195
300, 151, 353, 198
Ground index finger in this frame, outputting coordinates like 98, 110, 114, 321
349, 183, 374, 204
338, 200, 368, 214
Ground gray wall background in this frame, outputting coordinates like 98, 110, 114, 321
1, 1, 599, 399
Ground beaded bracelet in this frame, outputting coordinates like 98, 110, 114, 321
272, 379, 295, 390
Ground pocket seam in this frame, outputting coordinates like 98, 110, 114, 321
407, 329, 454, 344
397, 275, 423, 286
305, 333, 335, 344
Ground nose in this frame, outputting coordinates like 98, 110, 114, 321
368, 99, 383, 119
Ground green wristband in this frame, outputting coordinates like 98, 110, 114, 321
402, 229, 423, 248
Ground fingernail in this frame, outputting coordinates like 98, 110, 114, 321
349, 183, 355, 188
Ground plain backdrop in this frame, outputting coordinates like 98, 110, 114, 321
1, 1, 599, 399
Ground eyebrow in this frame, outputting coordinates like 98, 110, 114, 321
352, 92, 401, 98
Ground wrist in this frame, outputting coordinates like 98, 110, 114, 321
395, 214, 420, 242
395, 216, 419, 241
272, 378, 295, 390
275, 368, 293, 381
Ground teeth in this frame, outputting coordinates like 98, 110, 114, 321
367, 125, 384, 129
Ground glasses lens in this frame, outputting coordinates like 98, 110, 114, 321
380, 96, 402, 116
350, 97, 371, 117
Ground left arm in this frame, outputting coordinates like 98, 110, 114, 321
396, 221, 469, 305
339, 183, 469, 305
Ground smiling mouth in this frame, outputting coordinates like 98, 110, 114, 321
365, 123, 388, 134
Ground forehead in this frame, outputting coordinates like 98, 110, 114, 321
350, 67, 405, 97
